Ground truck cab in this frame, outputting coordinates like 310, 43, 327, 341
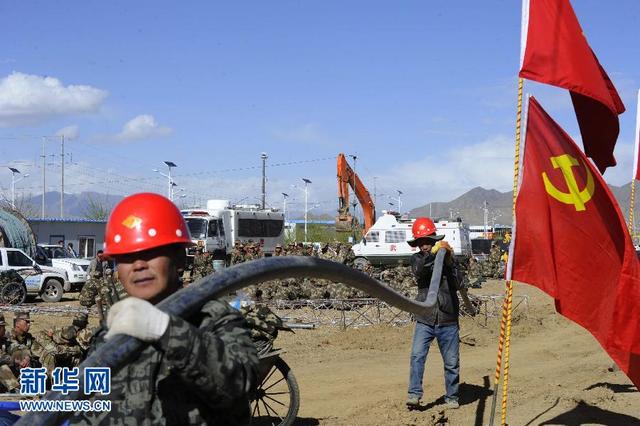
0, 247, 70, 302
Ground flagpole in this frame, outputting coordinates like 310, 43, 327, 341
629, 182, 636, 238
489, 2, 529, 423
628, 90, 640, 241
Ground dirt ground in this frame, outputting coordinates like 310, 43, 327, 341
12, 280, 640, 425
274, 280, 640, 425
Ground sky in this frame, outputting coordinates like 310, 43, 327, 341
0, 0, 639, 218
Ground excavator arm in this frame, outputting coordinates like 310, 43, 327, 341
336, 153, 376, 233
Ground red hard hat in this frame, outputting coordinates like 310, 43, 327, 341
408, 217, 443, 247
104, 193, 192, 256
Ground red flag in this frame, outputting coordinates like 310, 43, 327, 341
509, 97, 640, 388
519, 0, 625, 174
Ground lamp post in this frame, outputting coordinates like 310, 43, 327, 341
8, 167, 29, 209
261, 153, 268, 209
302, 178, 312, 242
153, 161, 177, 201
397, 189, 403, 214
281, 192, 289, 220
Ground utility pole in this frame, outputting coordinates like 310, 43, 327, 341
302, 178, 312, 242
261, 152, 268, 209
483, 200, 489, 238
60, 134, 65, 218
397, 190, 403, 214
281, 192, 288, 221
41, 137, 46, 218
373, 176, 377, 207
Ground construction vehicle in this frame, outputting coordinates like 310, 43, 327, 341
336, 153, 376, 234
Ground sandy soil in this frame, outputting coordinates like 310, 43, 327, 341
12, 281, 640, 425
274, 280, 640, 425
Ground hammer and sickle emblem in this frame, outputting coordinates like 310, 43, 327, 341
542, 154, 595, 212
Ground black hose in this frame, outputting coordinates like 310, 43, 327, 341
18, 251, 446, 426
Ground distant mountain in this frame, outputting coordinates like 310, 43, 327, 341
409, 187, 512, 226
409, 183, 637, 227
17, 191, 123, 219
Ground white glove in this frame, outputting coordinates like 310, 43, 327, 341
104, 297, 170, 342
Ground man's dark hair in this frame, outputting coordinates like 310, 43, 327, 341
97, 250, 104, 255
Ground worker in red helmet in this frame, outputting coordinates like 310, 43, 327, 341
405, 217, 461, 410
70, 193, 258, 425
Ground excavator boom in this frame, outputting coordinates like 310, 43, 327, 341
336, 153, 376, 233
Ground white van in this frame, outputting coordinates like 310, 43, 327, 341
351, 212, 471, 267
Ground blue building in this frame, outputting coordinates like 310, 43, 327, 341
27, 218, 107, 258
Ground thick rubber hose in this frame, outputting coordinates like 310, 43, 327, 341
17, 252, 446, 426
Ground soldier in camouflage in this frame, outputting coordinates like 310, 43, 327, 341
79, 268, 127, 320
230, 241, 245, 265
71, 312, 94, 353
70, 192, 258, 425
191, 248, 215, 281
0, 313, 20, 392
37, 325, 84, 373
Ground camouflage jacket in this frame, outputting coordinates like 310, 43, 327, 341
8, 330, 38, 353
0, 336, 12, 365
191, 256, 214, 281
69, 300, 259, 426
79, 277, 127, 312
37, 329, 84, 371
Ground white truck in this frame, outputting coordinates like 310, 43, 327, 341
182, 200, 285, 261
35, 244, 91, 290
0, 247, 70, 302
351, 212, 472, 267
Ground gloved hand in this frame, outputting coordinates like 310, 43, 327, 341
104, 297, 170, 342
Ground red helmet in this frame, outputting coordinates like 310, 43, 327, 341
104, 193, 192, 256
408, 217, 443, 247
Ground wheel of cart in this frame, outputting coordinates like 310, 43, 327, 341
251, 349, 300, 426
0, 270, 28, 305
0, 281, 27, 305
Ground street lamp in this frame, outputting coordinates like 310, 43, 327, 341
302, 178, 312, 242
281, 192, 289, 220
153, 161, 177, 201
396, 190, 403, 214
261, 153, 268, 209
9, 167, 29, 209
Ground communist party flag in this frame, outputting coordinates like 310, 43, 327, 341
519, 0, 625, 174
508, 97, 640, 387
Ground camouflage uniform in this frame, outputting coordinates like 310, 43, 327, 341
79, 269, 127, 318
9, 313, 45, 368
230, 242, 245, 265
239, 305, 288, 355
191, 251, 215, 282
72, 312, 94, 353
69, 300, 259, 426
37, 326, 84, 373
0, 313, 19, 392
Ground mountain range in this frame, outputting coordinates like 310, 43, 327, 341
408, 184, 638, 226
11, 184, 640, 227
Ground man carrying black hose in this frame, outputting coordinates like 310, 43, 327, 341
70, 193, 258, 425
406, 217, 461, 410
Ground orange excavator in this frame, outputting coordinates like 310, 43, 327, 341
336, 153, 376, 233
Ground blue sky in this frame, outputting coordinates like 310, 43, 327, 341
0, 1, 639, 217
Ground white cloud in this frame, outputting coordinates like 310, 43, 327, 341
55, 125, 79, 140
0, 72, 107, 126
378, 135, 516, 206
116, 114, 173, 142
